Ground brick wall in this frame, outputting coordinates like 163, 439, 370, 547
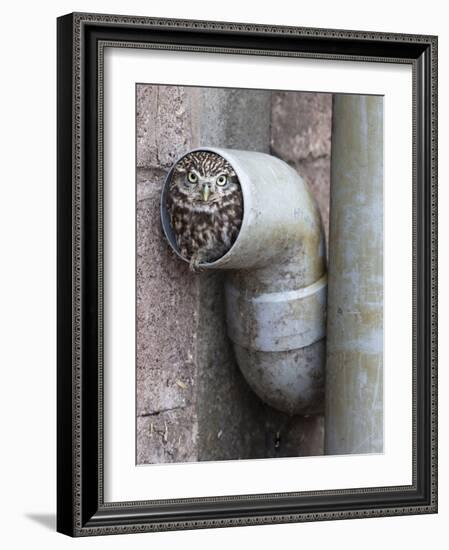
136, 85, 331, 464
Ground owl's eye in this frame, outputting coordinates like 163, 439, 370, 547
216, 175, 227, 187
187, 172, 198, 184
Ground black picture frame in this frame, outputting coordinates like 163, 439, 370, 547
57, 12, 438, 536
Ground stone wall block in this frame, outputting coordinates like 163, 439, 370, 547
271, 92, 332, 241
137, 85, 195, 169
137, 409, 198, 464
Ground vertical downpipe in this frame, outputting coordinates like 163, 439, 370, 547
325, 95, 384, 454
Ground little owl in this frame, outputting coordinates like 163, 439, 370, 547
166, 151, 243, 271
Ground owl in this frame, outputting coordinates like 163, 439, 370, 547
166, 151, 243, 271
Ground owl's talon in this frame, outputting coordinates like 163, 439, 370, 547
189, 256, 203, 272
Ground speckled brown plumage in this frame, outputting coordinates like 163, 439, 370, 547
166, 151, 243, 271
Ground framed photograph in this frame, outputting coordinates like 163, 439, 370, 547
57, 12, 438, 536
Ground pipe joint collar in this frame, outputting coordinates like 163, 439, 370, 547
226, 275, 327, 352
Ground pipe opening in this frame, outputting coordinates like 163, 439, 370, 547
161, 149, 245, 269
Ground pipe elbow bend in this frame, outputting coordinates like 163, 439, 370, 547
162, 148, 327, 416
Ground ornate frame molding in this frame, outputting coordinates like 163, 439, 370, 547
57, 12, 437, 536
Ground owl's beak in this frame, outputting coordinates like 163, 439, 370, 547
202, 184, 210, 202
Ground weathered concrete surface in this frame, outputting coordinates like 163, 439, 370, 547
196, 272, 268, 460
194, 88, 272, 152
271, 92, 332, 244
325, 95, 383, 455
264, 414, 324, 458
136, 84, 328, 464
137, 410, 198, 464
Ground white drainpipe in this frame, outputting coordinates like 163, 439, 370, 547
161, 147, 327, 415
325, 96, 383, 453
